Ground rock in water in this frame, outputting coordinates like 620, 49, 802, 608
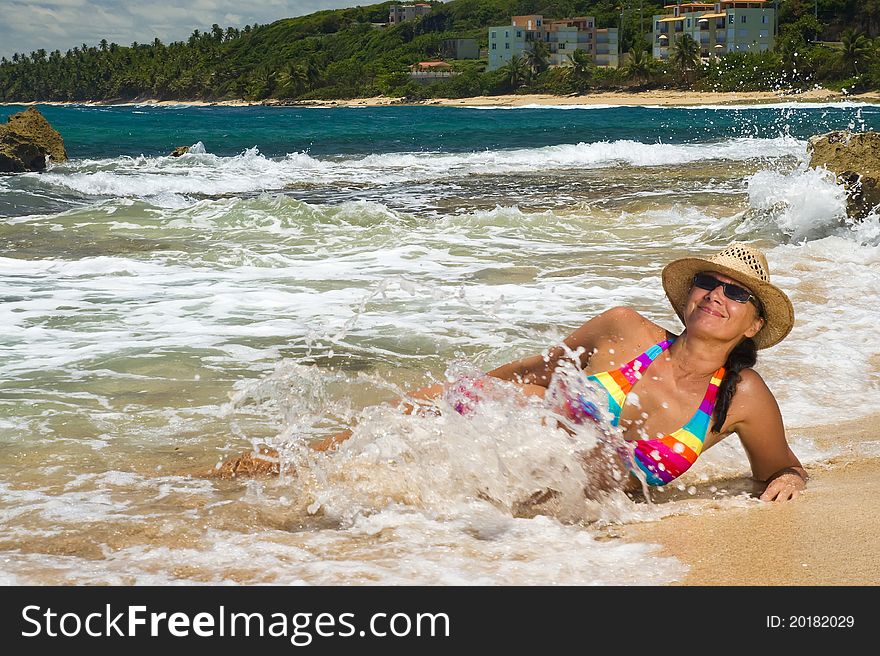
808, 130, 880, 221
0, 107, 68, 173
170, 146, 190, 157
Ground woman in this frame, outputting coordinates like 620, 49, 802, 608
210, 243, 807, 503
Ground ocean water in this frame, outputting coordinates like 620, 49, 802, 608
1, 102, 878, 585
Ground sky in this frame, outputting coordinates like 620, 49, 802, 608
0, 1, 362, 60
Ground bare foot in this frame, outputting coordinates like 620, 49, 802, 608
311, 428, 352, 452
200, 446, 281, 479
200, 429, 352, 480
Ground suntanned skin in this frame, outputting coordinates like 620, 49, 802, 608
210, 273, 807, 502
484, 273, 806, 501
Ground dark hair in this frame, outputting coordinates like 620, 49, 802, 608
711, 337, 757, 433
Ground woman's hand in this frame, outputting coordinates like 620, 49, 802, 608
759, 468, 807, 502
728, 370, 807, 503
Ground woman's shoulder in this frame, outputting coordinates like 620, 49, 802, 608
733, 368, 774, 398
725, 367, 781, 427
575, 306, 670, 365
594, 306, 667, 339
710, 369, 775, 437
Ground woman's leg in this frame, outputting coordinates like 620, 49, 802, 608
311, 382, 448, 452
203, 379, 549, 478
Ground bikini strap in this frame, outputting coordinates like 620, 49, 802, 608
617, 337, 674, 387
699, 366, 726, 417
679, 365, 727, 441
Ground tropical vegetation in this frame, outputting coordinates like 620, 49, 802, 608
3, 0, 880, 102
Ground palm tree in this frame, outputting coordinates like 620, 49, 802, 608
670, 34, 700, 85
523, 39, 550, 78
840, 29, 870, 75
501, 54, 529, 91
303, 57, 322, 88
277, 62, 308, 98
624, 47, 653, 86
566, 47, 595, 91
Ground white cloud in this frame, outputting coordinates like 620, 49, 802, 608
0, 1, 362, 59
27, 0, 88, 6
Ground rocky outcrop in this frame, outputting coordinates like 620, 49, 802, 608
808, 130, 880, 220
170, 146, 190, 157
0, 107, 68, 173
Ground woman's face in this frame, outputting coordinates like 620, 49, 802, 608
683, 271, 765, 342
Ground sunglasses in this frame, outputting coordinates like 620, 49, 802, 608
692, 273, 761, 312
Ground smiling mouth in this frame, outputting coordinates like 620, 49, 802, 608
699, 306, 725, 318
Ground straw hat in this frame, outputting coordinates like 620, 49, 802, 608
661, 242, 795, 349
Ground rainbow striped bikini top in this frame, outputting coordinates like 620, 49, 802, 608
585, 337, 725, 486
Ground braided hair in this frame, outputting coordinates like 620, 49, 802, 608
711, 337, 758, 433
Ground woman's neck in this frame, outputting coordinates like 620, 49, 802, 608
667, 330, 730, 381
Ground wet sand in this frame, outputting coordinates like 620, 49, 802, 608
622, 415, 880, 585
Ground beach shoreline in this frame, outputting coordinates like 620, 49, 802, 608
621, 414, 880, 585
3, 87, 879, 109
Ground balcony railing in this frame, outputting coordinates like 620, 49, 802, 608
410, 71, 456, 78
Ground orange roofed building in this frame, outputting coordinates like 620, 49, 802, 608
409, 61, 456, 82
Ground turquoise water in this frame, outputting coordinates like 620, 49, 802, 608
0, 102, 878, 584
2, 102, 879, 158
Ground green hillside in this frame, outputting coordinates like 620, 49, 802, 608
1, 0, 879, 102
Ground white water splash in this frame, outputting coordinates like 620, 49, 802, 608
746, 166, 849, 241
30, 137, 806, 198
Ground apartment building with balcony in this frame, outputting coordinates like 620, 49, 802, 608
652, 1, 775, 61
388, 3, 432, 25
487, 15, 619, 71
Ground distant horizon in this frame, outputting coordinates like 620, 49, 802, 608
0, 0, 360, 61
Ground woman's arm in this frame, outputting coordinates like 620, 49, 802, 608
208, 308, 639, 471
487, 306, 636, 386
727, 369, 807, 502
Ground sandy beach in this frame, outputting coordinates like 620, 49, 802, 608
4, 87, 880, 109
621, 414, 880, 585
296, 87, 873, 108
